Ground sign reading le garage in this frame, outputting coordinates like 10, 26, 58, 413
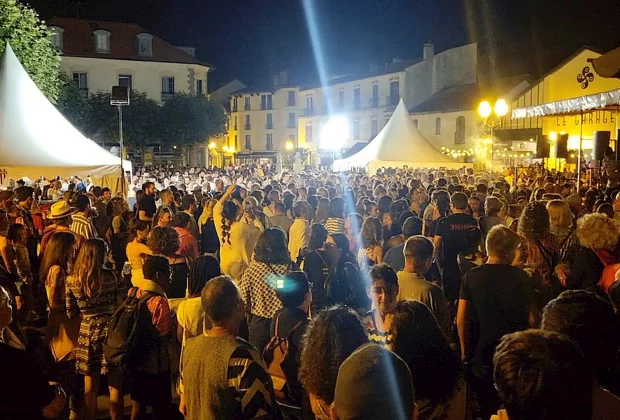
555, 110, 616, 126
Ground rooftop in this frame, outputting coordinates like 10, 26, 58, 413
47, 17, 212, 67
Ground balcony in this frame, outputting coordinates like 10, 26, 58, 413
265, 123, 273, 130
352, 100, 361, 110
287, 121, 297, 129
244, 104, 251, 111
385, 95, 400, 108
232, 105, 238, 112
233, 125, 238, 130
301, 107, 314, 117
244, 124, 252, 130
260, 104, 273, 110
369, 97, 379, 108
161, 91, 175, 102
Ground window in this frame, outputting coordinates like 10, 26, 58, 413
161, 77, 175, 101
196, 80, 203, 95
234, 116, 237, 130
244, 97, 251, 110
261, 94, 273, 110
455, 116, 466, 144
266, 134, 273, 150
73, 73, 88, 98
353, 119, 360, 140
371, 119, 378, 137
118, 74, 132, 89
234, 135, 238, 150
94, 30, 111, 54
288, 91, 296, 106
232, 97, 238, 112
389, 81, 400, 106
288, 112, 296, 128
266, 113, 273, 129
371, 84, 379, 107
435, 117, 441, 135
306, 96, 313, 113
353, 88, 361, 109
245, 134, 251, 150
50, 26, 64, 51
305, 125, 313, 143
245, 114, 251, 130
136, 33, 153, 57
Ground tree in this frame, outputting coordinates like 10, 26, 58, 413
85, 91, 161, 148
56, 72, 88, 132
159, 94, 227, 146
0, 0, 60, 99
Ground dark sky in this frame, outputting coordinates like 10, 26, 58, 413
27, 0, 620, 88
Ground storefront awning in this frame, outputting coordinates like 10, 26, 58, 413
511, 88, 620, 119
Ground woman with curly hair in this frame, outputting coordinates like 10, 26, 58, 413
517, 201, 559, 303
357, 216, 383, 269
576, 213, 620, 292
239, 227, 295, 351
213, 183, 261, 282
387, 300, 465, 420
148, 226, 188, 299
299, 306, 368, 420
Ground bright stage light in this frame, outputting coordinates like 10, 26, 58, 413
493, 99, 509, 117
477, 101, 492, 119
320, 116, 349, 150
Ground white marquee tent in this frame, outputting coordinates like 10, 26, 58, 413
333, 99, 467, 174
0, 44, 131, 189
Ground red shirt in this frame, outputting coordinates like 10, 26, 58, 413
175, 227, 199, 261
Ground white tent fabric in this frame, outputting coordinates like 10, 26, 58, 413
333, 99, 466, 174
0, 44, 131, 185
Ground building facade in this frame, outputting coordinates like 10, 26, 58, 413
296, 43, 479, 154
48, 17, 212, 103
226, 73, 300, 163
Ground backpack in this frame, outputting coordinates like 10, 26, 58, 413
262, 314, 304, 403
103, 287, 159, 368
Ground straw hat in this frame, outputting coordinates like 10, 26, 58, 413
47, 200, 77, 220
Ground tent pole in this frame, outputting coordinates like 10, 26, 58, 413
577, 109, 583, 193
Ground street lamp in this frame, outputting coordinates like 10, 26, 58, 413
208, 141, 217, 150
285, 140, 294, 151
478, 99, 509, 167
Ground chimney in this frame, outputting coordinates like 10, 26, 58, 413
423, 42, 434, 61
273, 74, 280, 89
280, 71, 288, 86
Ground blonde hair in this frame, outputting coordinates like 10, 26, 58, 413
576, 213, 620, 250
71, 238, 106, 298
546, 200, 572, 231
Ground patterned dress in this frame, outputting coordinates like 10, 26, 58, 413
66, 270, 118, 375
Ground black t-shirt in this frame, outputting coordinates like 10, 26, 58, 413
435, 213, 477, 283
459, 264, 532, 364
0, 343, 55, 419
138, 194, 157, 217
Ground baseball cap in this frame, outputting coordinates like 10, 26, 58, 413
333, 344, 415, 420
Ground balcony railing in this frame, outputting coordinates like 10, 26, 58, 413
244, 124, 252, 130
260, 104, 273, 110
161, 91, 175, 102
302, 107, 314, 117
369, 97, 379, 108
265, 123, 273, 130
244, 104, 251, 111
232, 105, 238, 112
287, 121, 297, 129
385, 95, 400, 107
352, 100, 361, 110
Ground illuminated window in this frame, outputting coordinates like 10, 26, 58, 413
94, 29, 111, 54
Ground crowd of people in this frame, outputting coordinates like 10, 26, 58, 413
1, 163, 620, 420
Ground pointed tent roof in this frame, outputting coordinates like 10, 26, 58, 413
0, 44, 128, 181
333, 99, 466, 174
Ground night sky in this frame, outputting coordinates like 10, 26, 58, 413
27, 0, 620, 88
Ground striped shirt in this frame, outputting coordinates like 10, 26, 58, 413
324, 217, 345, 235
363, 309, 390, 346
71, 213, 97, 240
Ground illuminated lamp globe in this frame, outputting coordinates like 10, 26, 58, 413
493, 99, 509, 117
222, 145, 230, 152
285, 140, 294, 151
320, 116, 349, 150
208, 141, 217, 149
477, 101, 492, 119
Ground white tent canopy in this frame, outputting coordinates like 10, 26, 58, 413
0, 44, 131, 186
333, 99, 466, 174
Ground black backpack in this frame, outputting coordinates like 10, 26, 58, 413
103, 287, 159, 367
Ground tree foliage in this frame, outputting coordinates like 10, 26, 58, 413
159, 94, 227, 146
56, 72, 88, 131
84, 91, 161, 148
0, 0, 60, 99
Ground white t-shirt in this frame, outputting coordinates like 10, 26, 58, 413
177, 297, 206, 344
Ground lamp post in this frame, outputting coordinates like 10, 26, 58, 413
478, 99, 509, 169
110, 86, 130, 198
208, 140, 217, 168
